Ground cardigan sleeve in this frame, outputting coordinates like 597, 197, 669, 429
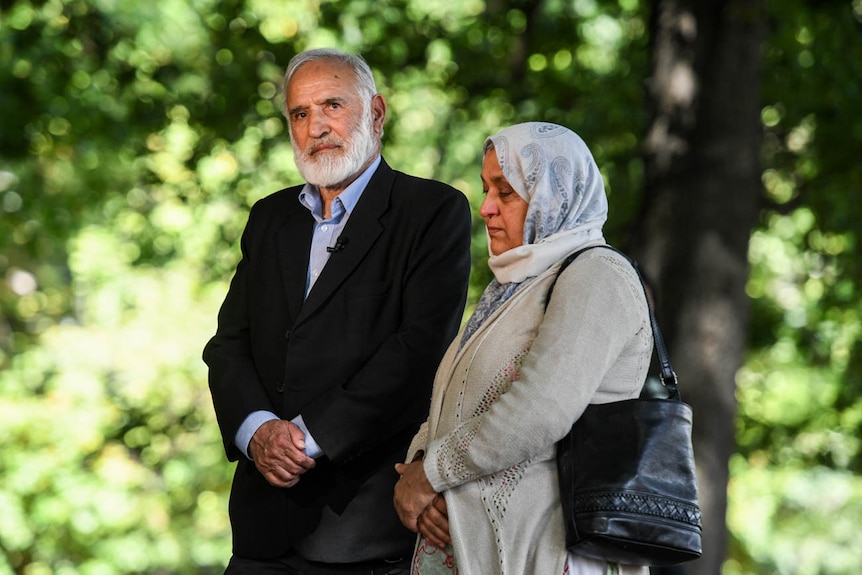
406, 421, 429, 463
423, 250, 651, 492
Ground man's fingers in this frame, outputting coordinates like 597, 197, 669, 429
286, 421, 307, 451
250, 420, 315, 480
281, 444, 316, 470
250, 417, 315, 487
258, 463, 302, 489
260, 450, 315, 480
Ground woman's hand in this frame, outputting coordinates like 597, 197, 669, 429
418, 494, 451, 549
393, 460, 438, 532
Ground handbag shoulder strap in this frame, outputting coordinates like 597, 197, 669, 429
546, 245, 680, 401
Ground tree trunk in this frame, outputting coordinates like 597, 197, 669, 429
631, 1, 767, 573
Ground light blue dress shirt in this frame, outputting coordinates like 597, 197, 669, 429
234, 156, 382, 460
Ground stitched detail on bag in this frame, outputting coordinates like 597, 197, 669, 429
574, 491, 702, 527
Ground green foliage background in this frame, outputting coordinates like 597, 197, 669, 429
1, 0, 860, 573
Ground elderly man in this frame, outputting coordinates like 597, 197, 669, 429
203, 48, 472, 574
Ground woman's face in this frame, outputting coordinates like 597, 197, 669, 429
480, 148, 529, 255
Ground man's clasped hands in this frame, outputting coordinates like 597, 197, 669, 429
250, 419, 451, 550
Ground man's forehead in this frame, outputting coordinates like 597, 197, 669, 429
288, 61, 358, 101
291, 59, 356, 87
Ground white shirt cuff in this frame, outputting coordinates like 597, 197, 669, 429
291, 414, 324, 459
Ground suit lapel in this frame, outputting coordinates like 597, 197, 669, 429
295, 161, 395, 326
277, 201, 314, 325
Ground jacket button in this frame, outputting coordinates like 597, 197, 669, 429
284, 329, 291, 340
276, 381, 284, 392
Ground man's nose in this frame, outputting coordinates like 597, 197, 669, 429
308, 110, 330, 138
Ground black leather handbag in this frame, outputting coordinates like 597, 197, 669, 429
550, 246, 703, 566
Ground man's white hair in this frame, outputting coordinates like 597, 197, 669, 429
282, 48, 378, 118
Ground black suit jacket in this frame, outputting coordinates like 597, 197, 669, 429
203, 159, 472, 561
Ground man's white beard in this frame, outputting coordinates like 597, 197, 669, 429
292, 106, 377, 189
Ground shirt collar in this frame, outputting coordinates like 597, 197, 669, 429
298, 155, 382, 219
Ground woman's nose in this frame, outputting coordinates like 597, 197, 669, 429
480, 195, 498, 217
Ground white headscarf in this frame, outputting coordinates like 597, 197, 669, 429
485, 122, 608, 284
459, 123, 608, 348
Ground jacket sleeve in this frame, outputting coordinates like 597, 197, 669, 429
202, 202, 277, 461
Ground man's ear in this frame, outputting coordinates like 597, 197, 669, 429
371, 94, 386, 135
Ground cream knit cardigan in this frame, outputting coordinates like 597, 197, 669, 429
407, 248, 652, 575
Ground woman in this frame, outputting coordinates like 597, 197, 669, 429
393, 122, 651, 575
